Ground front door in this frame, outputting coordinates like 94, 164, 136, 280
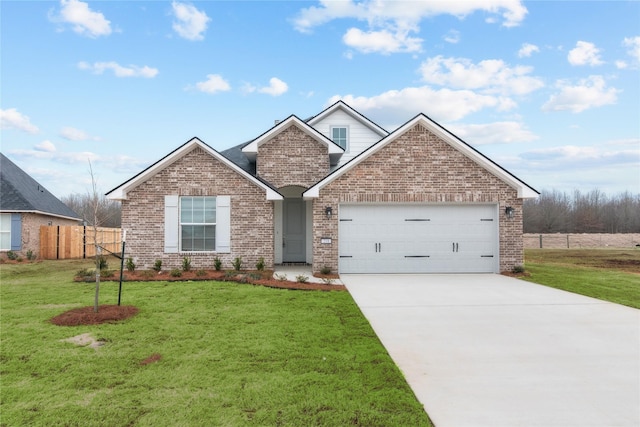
283, 198, 306, 262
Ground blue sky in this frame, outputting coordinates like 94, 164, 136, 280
1, 0, 639, 198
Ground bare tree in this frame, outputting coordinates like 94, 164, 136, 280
61, 192, 121, 228
88, 161, 101, 313
524, 189, 640, 233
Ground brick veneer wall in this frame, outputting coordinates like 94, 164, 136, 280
256, 125, 330, 189
20, 213, 80, 258
312, 123, 524, 273
121, 147, 274, 271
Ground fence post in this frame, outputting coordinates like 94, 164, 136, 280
567, 234, 570, 249
539, 234, 543, 248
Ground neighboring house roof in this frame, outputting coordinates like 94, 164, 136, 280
106, 137, 283, 201
0, 153, 81, 220
306, 100, 389, 138
241, 115, 345, 166
304, 114, 539, 199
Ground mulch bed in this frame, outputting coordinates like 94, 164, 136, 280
77, 269, 346, 292
50, 305, 139, 326
58, 270, 345, 327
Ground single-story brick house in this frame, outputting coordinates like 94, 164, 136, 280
0, 153, 82, 256
107, 101, 538, 274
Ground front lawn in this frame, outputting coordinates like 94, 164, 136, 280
523, 248, 640, 309
0, 259, 432, 426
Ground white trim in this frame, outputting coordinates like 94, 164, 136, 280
330, 125, 349, 151
0, 209, 81, 222
107, 138, 283, 201
304, 114, 538, 200
241, 116, 344, 163
308, 101, 388, 137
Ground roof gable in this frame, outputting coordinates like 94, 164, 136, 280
307, 100, 389, 137
0, 153, 81, 220
241, 115, 344, 166
304, 114, 539, 199
106, 138, 283, 201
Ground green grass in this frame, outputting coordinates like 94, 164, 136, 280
523, 249, 640, 309
0, 259, 432, 427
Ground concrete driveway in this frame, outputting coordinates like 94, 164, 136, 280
342, 274, 640, 427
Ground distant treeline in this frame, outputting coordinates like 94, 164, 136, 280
524, 189, 640, 233
61, 193, 121, 228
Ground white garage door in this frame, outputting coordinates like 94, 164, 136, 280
338, 204, 498, 273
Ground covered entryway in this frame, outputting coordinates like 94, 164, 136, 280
338, 204, 498, 273
282, 198, 306, 262
274, 186, 312, 265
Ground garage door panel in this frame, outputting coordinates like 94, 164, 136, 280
339, 204, 498, 273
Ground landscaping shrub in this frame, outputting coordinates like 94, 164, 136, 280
125, 257, 136, 272
153, 259, 163, 272
170, 268, 182, 277
213, 257, 222, 271
255, 257, 265, 271
232, 257, 243, 271
182, 257, 191, 272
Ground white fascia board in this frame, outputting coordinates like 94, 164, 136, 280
304, 115, 538, 200
307, 101, 388, 137
107, 138, 282, 201
0, 209, 82, 221
420, 116, 539, 199
242, 116, 344, 158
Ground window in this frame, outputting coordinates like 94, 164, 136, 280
180, 196, 216, 252
331, 126, 348, 150
0, 214, 10, 251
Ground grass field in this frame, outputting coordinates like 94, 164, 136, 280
0, 259, 432, 427
524, 248, 640, 309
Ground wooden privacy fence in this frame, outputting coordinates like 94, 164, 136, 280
40, 226, 122, 260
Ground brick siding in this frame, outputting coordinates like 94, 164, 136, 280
312, 123, 523, 273
21, 213, 79, 258
121, 147, 273, 271
256, 125, 329, 189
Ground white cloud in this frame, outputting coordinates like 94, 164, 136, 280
0, 108, 39, 134
568, 41, 603, 66
35, 140, 57, 152
293, 0, 527, 54
194, 74, 231, 94
518, 143, 639, 170
622, 36, 640, 66
542, 75, 619, 113
615, 60, 628, 69
78, 61, 159, 78
446, 121, 538, 145
171, 1, 210, 41
329, 86, 514, 125
343, 27, 422, 54
60, 126, 99, 141
258, 78, 289, 96
50, 0, 112, 38
443, 29, 460, 44
518, 43, 539, 58
419, 56, 544, 96
9, 148, 100, 164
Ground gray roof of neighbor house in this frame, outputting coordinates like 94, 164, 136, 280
0, 153, 81, 220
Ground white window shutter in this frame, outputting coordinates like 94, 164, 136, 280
216, 196, 231, 253
164, 195, 179, 253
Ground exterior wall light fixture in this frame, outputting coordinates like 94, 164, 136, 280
505, 206, 515, 219
325, 206, 333, 220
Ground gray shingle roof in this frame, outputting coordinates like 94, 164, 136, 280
0, 153, 81, 220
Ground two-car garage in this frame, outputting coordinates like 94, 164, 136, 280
338, 204, 499, 273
